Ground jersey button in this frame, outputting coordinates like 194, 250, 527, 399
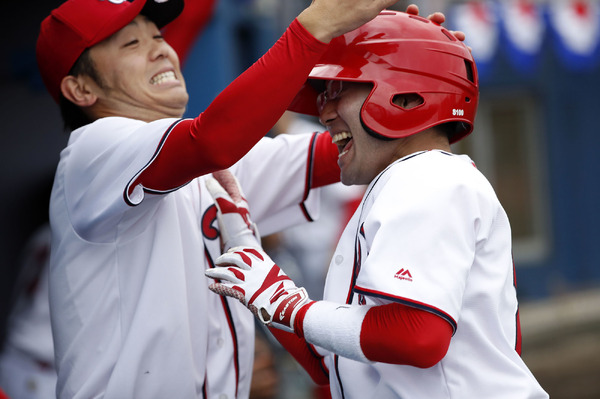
217, 338, 224, 348
219, 394, 228, 399
335, 255, 344, 265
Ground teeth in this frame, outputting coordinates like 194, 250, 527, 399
332, 131, 352, 144
150, 71, 176, 85
338, 149, 349, 159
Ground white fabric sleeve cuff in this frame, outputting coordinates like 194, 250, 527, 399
302, 301, 373, 363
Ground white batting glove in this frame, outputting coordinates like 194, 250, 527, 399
205, 247, 314, 334
206, 170, 260, 251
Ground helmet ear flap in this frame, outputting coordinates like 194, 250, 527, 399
360, 83, 436, 140
360, 78, 477, 142
361, 92, 427, 140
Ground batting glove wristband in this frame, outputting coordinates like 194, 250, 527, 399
205, 247, 314, 334
206, 170, 260, 251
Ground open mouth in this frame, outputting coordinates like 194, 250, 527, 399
150, 71, 177, 85
332, 131, 353, 158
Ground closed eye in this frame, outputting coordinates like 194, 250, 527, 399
123, 39, 139, 47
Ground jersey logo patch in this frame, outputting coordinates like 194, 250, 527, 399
394, 268, 413, 282
201, 205, 219, 240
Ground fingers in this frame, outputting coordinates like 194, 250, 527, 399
427, 11, 446, 25
215, 252, 252, 270
212, 169, 243, 203
451, 30, 466, 42
405, 4, 418, 15
208, 283, 246, 303
405, 5, 468, 45
215, 247, 264, 269
298, 0, 400, 43
205, 266, 246, 283
406, 4, 445, 25
205, 176, 227, 201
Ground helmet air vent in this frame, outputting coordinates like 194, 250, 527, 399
464, 60, 475, 83
441, 28, 457, 41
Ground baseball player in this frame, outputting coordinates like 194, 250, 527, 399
36, 0, 403, 397
205, 11, 550, 399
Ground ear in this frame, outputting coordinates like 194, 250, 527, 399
60, 75, 98, 107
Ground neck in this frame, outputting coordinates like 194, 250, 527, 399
394, 129, 451, 160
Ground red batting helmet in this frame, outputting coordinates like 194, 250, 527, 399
36, 0, 184, 103
288, 10, 479, 143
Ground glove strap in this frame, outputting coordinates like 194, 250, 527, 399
261, 287, 312, 334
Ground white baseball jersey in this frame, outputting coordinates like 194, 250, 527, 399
48, 116, 322, 398
319, 150, 548, 399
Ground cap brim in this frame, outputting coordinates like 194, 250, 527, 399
142, 0, 184, 29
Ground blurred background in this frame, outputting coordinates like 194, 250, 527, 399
1, 0, 599, 398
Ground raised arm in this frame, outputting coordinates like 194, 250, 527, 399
129, 0, 399, 195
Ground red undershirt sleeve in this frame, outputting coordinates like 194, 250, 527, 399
311, 131, 340, 188
299, 301, 453, 368
360, 303, 453, 367
130, 20, 328, 195
268, 326, 330, 386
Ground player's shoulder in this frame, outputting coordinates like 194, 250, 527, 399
406, 150, 485, 180
70, 116, 179, 148
385, 150, 496, 198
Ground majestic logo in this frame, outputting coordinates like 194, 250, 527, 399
394, 268, 413, 282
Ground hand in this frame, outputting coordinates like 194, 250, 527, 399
406, 4, 467, 44
206, 170, 260, 252
298, 0, 399, 43
205, 247, 313, 333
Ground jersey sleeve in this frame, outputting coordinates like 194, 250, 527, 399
128, 20, 329, 199
353, 164, 485, 330
64, 117, 180, 243
228, 132, 324, 236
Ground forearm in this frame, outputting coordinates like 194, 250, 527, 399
135, 20, 328, 191
297, 301, 453, 367
268, 326, 330, 385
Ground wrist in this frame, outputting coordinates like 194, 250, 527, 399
296, 8, 335, 44
266, 287, 312, 334
223, 230, 260, 252
302, 301, 372, 363
293, 300, 317, 338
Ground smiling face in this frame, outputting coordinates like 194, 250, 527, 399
85, 15, 188, 121
318, 81, 406, 186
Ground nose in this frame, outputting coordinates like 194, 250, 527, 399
150, 40, 172, 61
318, 100, 338, 126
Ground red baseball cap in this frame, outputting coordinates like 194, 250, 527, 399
36, 0, 184, 103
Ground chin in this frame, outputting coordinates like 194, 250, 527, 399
340, 175, 356, 186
